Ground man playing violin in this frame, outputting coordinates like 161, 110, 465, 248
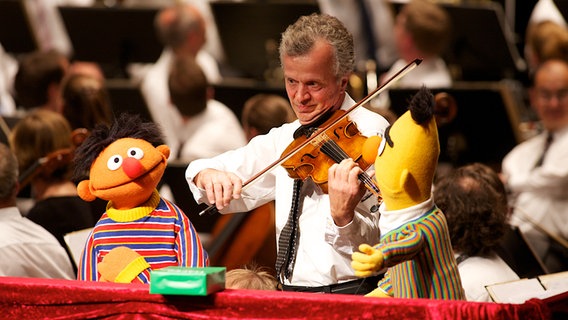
186, 13, 389, 294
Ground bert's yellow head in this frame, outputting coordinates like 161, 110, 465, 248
363, 87, 439, 211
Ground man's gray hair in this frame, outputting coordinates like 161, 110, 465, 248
279, 13, 354, 78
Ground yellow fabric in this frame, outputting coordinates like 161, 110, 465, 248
351, 244, 384, 278
106, 190, 160, 222
370, 110, 439, 211
114, 256, 151, 283
98, 246, 145, 282
365, 287, 391, 298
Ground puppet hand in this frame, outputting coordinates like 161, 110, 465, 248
98, 246, 150, 283
351, 243, 384, 278
365, 287, 391, 298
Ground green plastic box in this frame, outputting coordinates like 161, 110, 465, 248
149, 266, 226, 296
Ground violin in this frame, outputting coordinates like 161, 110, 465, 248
199, 58, 422, 215
17, 128, 89, 191
281, 109, 380, 197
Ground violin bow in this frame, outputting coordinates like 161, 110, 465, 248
200, 58, 422, 215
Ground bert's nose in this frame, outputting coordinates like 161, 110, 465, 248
122, 157, 144, 178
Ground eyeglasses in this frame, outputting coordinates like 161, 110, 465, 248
535, 89, 568, 102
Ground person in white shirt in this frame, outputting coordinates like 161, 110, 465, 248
0, 143, 75, 279
0, 44, 17, 116
381, 0, 452, 89
167, 55, 246, 161
140, 2, 221, 151
502, 59, 568, 273
434, 163, 520, 302
317, 0, 398, 74
371, 0, 452, 112
186, 13, 388, 294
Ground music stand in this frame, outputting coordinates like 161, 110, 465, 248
58, 5, 163, 78
106, 79, 153, 123
388, 81, 526, 169
441, 1, 526, 80
211, 0, 319, 80
0, 0, 37, 54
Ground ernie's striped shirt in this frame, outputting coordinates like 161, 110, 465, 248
78, 191, 208, 283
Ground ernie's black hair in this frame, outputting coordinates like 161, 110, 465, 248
409, 86, 434, 124
72, 113, 164, 182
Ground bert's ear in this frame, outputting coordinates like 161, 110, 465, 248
156, 145, 170, 160
77, 180, 97, 202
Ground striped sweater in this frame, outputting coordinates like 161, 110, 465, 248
376, 205, 465, 300
78, 191, 208, 283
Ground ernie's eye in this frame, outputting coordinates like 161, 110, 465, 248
127, 147, 144, 160
107, 155, 123, 171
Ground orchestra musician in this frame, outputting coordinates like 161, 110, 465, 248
186, 13, 389, 294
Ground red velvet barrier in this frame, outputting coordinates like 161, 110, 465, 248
0, 276, 564, 319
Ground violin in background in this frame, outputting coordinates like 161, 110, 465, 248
17, 128, 88, 192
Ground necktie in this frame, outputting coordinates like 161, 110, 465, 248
275, 179, 303, 282
534, 132, 553, 168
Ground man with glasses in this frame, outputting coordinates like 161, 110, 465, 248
502, 59, 568, 273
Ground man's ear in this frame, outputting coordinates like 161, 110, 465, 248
77, 180, 97, 202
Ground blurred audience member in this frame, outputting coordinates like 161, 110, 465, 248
14, 49, 69, 113
381, 0, 452, 89
22, 0, 73, 57
502, 59, 568, 273
141, 2, 221, 151
67, 61, 106, 82
225, 264, 278, 290
168, 55, 245, 161
434, 163, 520, 302
372, 0, 452, 112
525, 20, 568, 76
9, 109, 95, 272
61, 73, 113, 131
0, 142, 75, 279
0, 44, 17, 116
241, 94, 296, 141
318, 0, 397, 74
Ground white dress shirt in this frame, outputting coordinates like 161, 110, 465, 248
502, 126, 568, 272
456, 251, 520, 302
0, 206, 75, 279
173, 99, 247, 161
383, 58, 452, 89
140, 48, 221, 151
186, 94, 388, 286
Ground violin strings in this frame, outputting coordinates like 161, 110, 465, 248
320, 139, 381, 196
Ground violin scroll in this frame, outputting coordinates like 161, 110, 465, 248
17, 127, 90, 190
433, 92, 457, 126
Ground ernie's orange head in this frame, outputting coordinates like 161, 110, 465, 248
73, 114, 170, 209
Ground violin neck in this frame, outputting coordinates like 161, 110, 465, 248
319, 138, 381, 199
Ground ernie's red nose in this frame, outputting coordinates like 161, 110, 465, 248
122, 157, 144, 178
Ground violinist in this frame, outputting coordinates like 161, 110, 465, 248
186, 13, 389, 294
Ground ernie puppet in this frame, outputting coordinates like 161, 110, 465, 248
351, 87, 465, 299
74, 114, 208, 283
